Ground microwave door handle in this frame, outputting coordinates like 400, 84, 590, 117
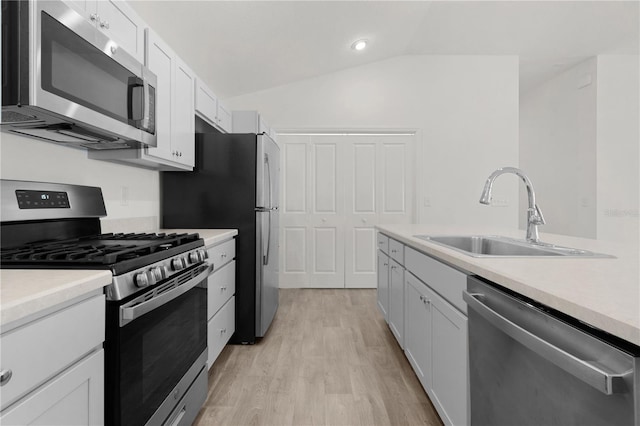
128, 76, 144, 122
141, 75, 151, 129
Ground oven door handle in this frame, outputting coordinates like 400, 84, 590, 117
119, 265, 209, 327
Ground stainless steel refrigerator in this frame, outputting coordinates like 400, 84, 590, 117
161, 119, 279, 344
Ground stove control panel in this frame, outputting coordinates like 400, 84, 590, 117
112, 248, 208, 297
16, 190, 70, 209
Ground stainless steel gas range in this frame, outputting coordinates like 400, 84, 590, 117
0, 179, 208, 426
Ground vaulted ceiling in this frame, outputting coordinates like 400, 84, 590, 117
130, 1, 639, 99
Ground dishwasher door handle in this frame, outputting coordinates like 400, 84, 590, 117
463, 290, 632, 395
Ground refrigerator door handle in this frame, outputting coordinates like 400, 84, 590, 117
264, 210, 271, 265
265, 153, 273, 209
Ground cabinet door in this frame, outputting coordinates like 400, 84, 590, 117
376, 251, 389, 321
62, 0, 93, 16
427, 286, 469, 426
217, 100, 233, 133
388, 258, 404, 348
195, 78, 218, 128
208, 296, 235, 369
145, 28, 174, 162
1, 350, 104, 426
172, 57, 195, 167
404, 273, 432, 391
95, 0, 145, 63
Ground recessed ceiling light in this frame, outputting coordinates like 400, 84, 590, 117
351, 39, 367, 51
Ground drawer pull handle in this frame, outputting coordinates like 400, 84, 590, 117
220, 328, 227, 334
221, 286, 227, 291
221, 253, 227, 258
0, 369, 13, 386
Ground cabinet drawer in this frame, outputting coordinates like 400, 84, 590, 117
376, 233, 389, 254
0, 295, 105, 410
405, 247, 467, 314
389, 238, 405, 265
207, 260, 235, 320
207, 238, 235, 272
207, 296, 235, 369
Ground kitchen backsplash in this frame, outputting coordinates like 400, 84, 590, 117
0, 132, 160, 222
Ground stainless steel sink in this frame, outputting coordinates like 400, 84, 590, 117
413, 235, 614, 258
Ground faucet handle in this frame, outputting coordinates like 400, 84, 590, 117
530, 204, 546, 225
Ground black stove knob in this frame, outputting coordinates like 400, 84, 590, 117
135, 272, 149, 288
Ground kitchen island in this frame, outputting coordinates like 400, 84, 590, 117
377, 224, 640, 425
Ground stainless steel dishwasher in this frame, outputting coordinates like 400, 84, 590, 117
464, 276, 639, 425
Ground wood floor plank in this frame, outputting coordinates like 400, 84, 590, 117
194, 289, 443, 426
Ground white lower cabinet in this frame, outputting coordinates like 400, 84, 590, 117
404, 273, 432, 390
388, 258, 405, 348
206, 238, 236, 369
1, 350, 104, 426
429, 286, 468, 426
207, 296, 235, 367
377, 231, 469, 426
0, 293, 105, 425
376, 251, 390, 320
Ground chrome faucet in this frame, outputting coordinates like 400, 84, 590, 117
479, 167, 546, 243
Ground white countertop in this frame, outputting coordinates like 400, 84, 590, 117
0, 269, 112, 328
377, 224, 640, 347
158, 229, 238, 247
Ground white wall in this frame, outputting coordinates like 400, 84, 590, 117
520, 55, 639, 244
596, 55, 640, 243
0, 133, 160, 229
519, 58, 598, 239
225, 55, 520, 229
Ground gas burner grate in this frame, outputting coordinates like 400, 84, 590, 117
1, 232, 201, 267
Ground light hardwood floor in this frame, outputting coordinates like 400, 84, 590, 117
194, 289, 444, 426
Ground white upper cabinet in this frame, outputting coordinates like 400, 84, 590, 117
217, 100, 233, 132
171, 56, 196, 166
144, 28, 194, 169
63, 0, 145, 62
195, 79, 233, 133
232, 111, 274, 138
144, 27, 174, 163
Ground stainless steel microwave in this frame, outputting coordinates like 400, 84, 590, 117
1, 0, 156, 150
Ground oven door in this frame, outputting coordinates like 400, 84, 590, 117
105, 263, 209, 426
33, 1, 156, 146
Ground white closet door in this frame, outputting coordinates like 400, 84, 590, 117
280, 133, 414, 289
344, 135, 414, 288
280, 135, 345, 288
